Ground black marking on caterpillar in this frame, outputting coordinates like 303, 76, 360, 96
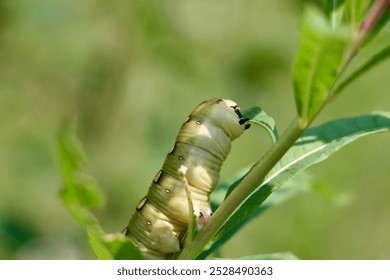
124, 98, 248, 259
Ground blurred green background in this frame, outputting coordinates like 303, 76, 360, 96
0, 0, 389, 259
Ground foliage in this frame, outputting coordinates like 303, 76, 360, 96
57, 119, 143, 260
54, 1, 390, 260
178, 1, 390, 260
1, 0, 388, 260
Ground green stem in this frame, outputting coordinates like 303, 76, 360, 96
177, 118, 305, 260
332, 45, 390, 97
335, 0, 390, 91
177, 0, 390, 260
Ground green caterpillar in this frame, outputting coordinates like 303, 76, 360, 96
124, 98, 249, 259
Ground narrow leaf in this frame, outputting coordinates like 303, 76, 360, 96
361, 1, 390, 43
293, 8, 350, 124
323, 0, 346, 18
87, 226, 114, 260
204, 172, 312, 259
206, 112, 390, 257
242, 107, 279, 143
102, 233, 145, 260
344, 0, 372, 28
87, 227, 145, 260
56, 119, 143, 260
57, 119, 104, 226
57, 120, 86, 185
329, 1, 346, 29
333, 44, 390, 96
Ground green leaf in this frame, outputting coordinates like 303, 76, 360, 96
102, 233, 145, 260
87, 226, 114, 260
210, 107, 277, 205
206, 112, 390, 257
63, 178, 104, 209
324, 0, 346, 14
57, 120, 101, 224
293, 8, 350, 125
59, 188, 99, 226
204, 172, 312, 259
364, 2, 390, 43
344, 0, 372, 28
57, 119, 105, 226
242, 106, 279, 143
323, 0, 346, 28
87, 229, 144, 260
56, 118, 143, 260
333, 45, 390, 96
57, 120, 87, 185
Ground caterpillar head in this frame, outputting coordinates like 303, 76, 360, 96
204, 98, 248, 140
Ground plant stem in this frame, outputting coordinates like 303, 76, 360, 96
177, 0, 390, 260
335, 0, 390, 88
177, 118, 305, 260
357, 0, 390, 43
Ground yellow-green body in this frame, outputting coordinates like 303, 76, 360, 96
125, 98, 246, 259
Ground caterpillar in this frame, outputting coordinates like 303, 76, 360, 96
124, 98, 249, 259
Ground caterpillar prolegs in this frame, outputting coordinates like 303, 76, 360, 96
124, 98, 249, 259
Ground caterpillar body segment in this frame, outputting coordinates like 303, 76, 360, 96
125, 98, 248, 259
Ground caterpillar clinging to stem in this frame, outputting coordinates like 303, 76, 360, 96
124, 98, 250, 259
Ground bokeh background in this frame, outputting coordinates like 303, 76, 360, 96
0, 0, 389, 259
